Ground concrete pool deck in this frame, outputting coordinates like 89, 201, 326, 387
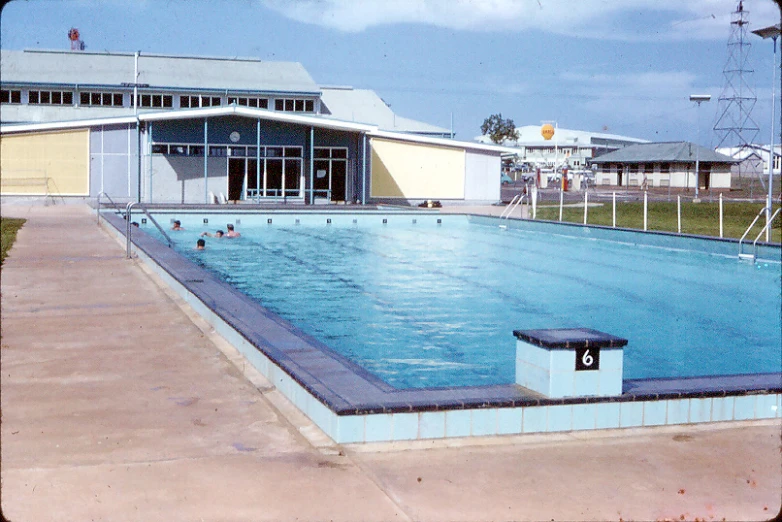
1, 204, 780, 521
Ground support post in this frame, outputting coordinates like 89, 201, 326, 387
719, 193, 724, 238
643, 190, 648, 231
362, 134, 367, 205
309, 126, 315, 204
612, 192, 616, 228
677, 195, 682, 233
256, 119, 261, 204
583, 191, 588, 225
203, 119, 208, 204
558, 189, 564, 222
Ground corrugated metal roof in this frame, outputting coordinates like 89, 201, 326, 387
0, 49, 320, 94
590, 142, 738, 164
320, 86, 450, 135
0, 106, 378, 134
369, 130, 516, 153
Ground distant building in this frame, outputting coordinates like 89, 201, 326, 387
476, 125, 648, 171
1, 49, 507, 206
716, 144, 781, 178
589, 141, 737, 189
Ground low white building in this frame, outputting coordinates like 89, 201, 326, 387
589, 141, 737, 189
476, 125, 647, 173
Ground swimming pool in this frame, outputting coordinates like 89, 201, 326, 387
154, 213, 781, 389
105, 208, 782, 443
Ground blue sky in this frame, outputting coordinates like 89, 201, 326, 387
1, 0, 780, 145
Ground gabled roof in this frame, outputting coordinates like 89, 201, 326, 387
319, 86, 451, 135
590, 142, 737, 164
0, 49, 320, 94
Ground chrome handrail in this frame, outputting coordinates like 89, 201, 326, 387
500, 194, 527, 220
751, 207, 781, 260
125, 202, 173, 259
738, 207, 767, 260
96, 191, 121, 226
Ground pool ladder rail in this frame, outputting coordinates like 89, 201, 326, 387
738, 206, 781, 262
499, 193, 527, 227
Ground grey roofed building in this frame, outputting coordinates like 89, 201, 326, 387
590, 141, 737, 165
589, 141, 737, 190
0, 49, 319, 93
319, 86, 452, 138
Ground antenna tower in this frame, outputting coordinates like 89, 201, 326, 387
713, 1, 760, 150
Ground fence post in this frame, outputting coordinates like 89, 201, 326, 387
583, 191, 588, 225
532, 185, 537, 219
719, 193, 724, 238
559, 190, 564, 222
643, 191, 648, 231
612, 192, 616, 228
677, 195, 682, 234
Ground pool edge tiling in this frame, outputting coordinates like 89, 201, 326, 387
101, 210, 782, 444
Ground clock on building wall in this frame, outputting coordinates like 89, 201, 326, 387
229, 131, 241, 143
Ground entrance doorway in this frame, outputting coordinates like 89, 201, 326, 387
313, 147, 348, 202
228, 158, 245, 201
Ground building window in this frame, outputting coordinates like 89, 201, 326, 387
274, 98, 315, 112
228, 96, 269, 109
180, 95, 221, 108
1, 89, 22, 104
27, 89, 74, 106
79, 91, 124, 107
135, 94, 173, 108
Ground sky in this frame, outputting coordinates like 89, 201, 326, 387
1, 0, 781, 146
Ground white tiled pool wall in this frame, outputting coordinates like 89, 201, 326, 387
515, 342, 623, 398
110, 211, 782, 444
140, 210, 455, 229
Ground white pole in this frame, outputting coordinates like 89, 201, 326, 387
643, 190, 648, 231
559, 189, 564, 222
583, 191, 588, 224
767, 36, 777, 243
134, 51, 139, 117
532, 185, 538, 219
677, 195, 682, 233
719, 192, 724, 238
612, 191, 616, 228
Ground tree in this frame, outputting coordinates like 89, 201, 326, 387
480, 113, 517, 144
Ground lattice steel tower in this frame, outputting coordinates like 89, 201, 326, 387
713, 1, 760, 149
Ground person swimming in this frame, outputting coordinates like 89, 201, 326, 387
225, 223, 241, 237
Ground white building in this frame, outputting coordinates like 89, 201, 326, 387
476, 125, 648, 172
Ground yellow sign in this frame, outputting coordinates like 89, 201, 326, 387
541, 123, 555, 140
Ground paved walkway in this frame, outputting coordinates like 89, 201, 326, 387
1, 204, 780, 522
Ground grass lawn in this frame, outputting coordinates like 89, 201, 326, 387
534, 201, 781, 243
1, 217, 26, 267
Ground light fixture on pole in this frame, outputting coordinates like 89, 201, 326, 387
752, 23, 780, 242
689, 94, 711, 202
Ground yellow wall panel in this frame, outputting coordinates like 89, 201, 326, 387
0, 129, 89, 195
370, 138, 465, 199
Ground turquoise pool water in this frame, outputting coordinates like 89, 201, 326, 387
155, 215, 781, 390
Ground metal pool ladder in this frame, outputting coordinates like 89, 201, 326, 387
738, 206, 781, 262
499, 193, 527, 227
125, 202, 173, 259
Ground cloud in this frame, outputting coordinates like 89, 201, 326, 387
261, 0, 780, 41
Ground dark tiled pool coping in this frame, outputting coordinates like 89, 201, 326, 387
104, 211, 782, 417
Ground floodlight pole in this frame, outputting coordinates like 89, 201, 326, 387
689, 95, 711, 202
752, 23, 781, 242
